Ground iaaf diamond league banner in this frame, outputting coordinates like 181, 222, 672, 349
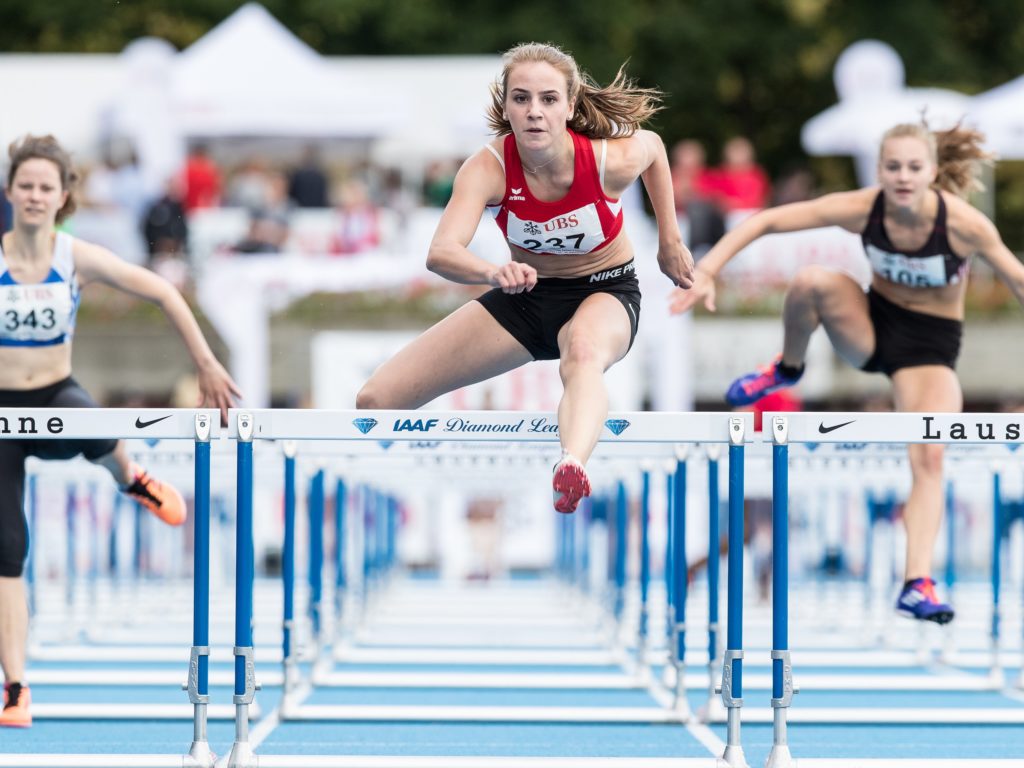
233, 410, 751, 444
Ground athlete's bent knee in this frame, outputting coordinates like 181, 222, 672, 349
559, 336, 603, 377
356, 380, 393, 410
355, 385, 377, 410
788, 265, 832, 299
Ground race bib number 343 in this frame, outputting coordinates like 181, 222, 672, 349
0, 284, 72, 341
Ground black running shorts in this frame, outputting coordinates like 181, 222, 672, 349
0, 377, 117, 577
476, 260, 641, 361
861, 288, 962, 376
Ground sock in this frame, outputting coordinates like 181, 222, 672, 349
777, 360, 804, 380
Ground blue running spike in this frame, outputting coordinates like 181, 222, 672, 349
725, 356, 803, 407
896, 577, 955, 625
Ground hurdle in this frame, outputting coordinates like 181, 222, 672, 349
226, 408, 752, 768
0, 408, 219, 768
764, 411, 1024, 768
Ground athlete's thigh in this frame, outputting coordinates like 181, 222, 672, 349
806, 270, 875, 368
891, 365, 963, 413
366, 300, 534, 408
557, 292, 633, 370
35, 379, 117, 461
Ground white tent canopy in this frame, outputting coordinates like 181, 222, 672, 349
0, 3, 498, 173
352, 56, 498, 166
171, 3, 403, 137
801, 40, 972, 185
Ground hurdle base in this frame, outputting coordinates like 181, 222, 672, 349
697, 695, 727, 724
765, 745, 795, 768
671, 693, 692, 720
987, 664, 1006, 689
661, 664, 676, 687
225, 740, 257, 768
184, 740, 216, 768
718, 744, 749, 768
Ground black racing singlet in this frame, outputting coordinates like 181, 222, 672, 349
861, 190, 967, 288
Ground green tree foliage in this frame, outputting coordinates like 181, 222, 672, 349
3, 0, 1023, 207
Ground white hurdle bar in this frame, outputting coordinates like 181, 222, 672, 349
226, 409, 752, 768
0, 408, 220, 768
763, 411, 1024, 768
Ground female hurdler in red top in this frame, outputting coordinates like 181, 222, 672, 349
358, 42, 693, 514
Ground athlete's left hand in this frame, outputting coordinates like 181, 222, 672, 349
657, 237, 695, 289
197, 359, 243, 426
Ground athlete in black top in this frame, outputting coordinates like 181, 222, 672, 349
671, 122, 1024, 625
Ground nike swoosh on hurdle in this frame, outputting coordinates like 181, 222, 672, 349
135, 415, 173, 429
817, 420, 855, 434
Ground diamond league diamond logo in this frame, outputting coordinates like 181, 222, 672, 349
605, 419, 631, 436
352, 417, 378, 434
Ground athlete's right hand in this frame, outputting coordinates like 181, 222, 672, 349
668, 268, 716, 314
489, 261, 538, 294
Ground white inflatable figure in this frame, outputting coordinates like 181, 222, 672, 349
801, 40, 971, 185
971, 74, 1024, 159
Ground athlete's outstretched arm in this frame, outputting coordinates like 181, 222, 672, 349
426, 149, 537, 294
633, 130, 694, 288
962, 208, 1024, 306
670, 188, 876, 314
73, 241, 240, 421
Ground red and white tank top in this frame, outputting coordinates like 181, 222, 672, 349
486, 129, 623, 256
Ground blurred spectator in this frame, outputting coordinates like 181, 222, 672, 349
143, 178, 188, 255
288, 146, 330, 208
227, 156, 274, 211
380, 168, 416, 248
465, 496, 503, 581
330, 180, 380, 255
83, 147, 149, 229
670, 139, 725, 255
265, 169, 292, 219
381, 168, 416, 222
706, 136, 771, 212
233, 208, 289, 255
772, 164, 816, 206
111, 148, 148, 224
83, 156, 119, 210
142, 176, 189, 283
183, 144, 222, 212
423, 160, 456, 207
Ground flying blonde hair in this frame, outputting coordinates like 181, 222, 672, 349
486, 42, 662, 139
